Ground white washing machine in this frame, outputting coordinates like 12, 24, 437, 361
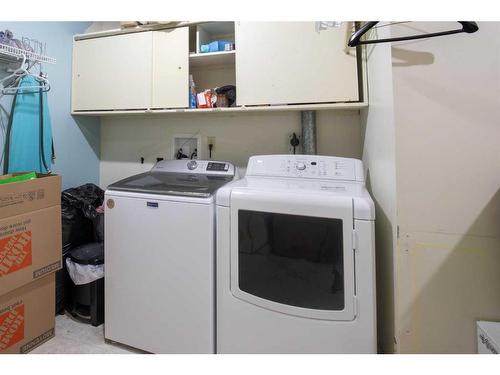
104, 159, 235, 353
216, 155, 376, 353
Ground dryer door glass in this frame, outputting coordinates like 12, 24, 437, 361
238, 210, 344, 311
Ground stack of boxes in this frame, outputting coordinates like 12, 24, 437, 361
0, 174, 62, 354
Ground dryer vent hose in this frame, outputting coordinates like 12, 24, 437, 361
301, 110, 317, 155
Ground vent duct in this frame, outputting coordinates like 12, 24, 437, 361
301, 110, 317, 155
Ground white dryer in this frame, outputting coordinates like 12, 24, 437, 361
216, 155, 376, 353
104, 159, 235, 353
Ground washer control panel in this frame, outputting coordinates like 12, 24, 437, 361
206, 162, 230, 172
152, 159, 235, 176
246, 155, 363, 182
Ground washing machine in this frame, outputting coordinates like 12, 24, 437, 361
216, 155, 376, 353
104, 159, 235, 353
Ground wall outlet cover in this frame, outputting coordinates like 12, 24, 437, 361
172, 134, 202, 160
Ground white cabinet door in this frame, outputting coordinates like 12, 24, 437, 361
235, 22, 359, 106
72, 32, 153, 111
151, 27, 189, 109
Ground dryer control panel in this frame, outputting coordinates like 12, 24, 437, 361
245, 155, 364, 182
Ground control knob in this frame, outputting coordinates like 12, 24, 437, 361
296, 162, 306, 171
187, 160, 198, 170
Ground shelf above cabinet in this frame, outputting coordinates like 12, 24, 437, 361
189, 50, 235, 68
71, 101, 368, 117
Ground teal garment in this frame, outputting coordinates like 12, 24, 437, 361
6, 75, 53, 174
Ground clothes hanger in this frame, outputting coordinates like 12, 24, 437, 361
0, 53, 28, 85
2, 80, 50, 95
1, 73, 51, 95
1, 53, 50, 95
348, 21, 479, 47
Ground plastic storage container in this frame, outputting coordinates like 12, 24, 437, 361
200, 40, 233, 53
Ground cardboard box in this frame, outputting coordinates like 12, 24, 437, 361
0, 174, 62, 296
0, 273, 55, 354
0, 173, 61, 220
477, 321, 500, 354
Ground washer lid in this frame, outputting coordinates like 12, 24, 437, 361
107, 171, 234, 198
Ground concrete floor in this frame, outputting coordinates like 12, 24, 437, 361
31, 313, 138, 354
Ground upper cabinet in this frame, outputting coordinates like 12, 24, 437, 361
72, 28, 188, 111
71, 22, 363, 114
235, 22, 359, 106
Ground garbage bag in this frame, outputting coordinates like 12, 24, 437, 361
92, 213, 104, 243
61, 183, 104, 250
66, 242, 105, 285
61, 203, 93, 253
62, 183, 104, 220
66, 258, 104, 285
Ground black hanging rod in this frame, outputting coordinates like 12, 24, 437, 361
348, 21, 479, 47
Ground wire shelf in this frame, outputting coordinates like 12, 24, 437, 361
0, 43, 56, 64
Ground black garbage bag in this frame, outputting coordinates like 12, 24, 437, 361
61, 183, 104, 248
92, 214, 104, 243
62, 183, 104, 221
61, 203, 93, 254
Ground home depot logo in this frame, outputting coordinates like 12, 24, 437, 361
0, 304, 25, 351
0, 231, 32, 276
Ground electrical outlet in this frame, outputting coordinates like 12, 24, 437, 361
207, 136, 216, 148
207, 136, 216, 159
288, 133, 302, 154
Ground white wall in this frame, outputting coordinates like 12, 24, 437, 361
391, 22, 500, 353
360, 26, 398, 354
85, 22, 121, 33
99, 110, 362, 188
361, 21, 500, 353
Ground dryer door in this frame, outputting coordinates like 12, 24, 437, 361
229, 189, 356, 321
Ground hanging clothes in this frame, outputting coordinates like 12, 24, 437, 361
3, 75, 54, 174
